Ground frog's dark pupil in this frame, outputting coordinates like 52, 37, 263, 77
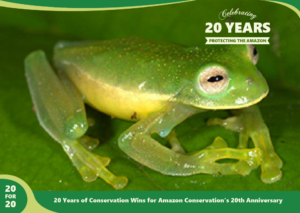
207, 75, 223, 82
253, 47, 258, 56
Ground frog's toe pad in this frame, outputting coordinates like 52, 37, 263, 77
109, 176, 128, 190
261, 166, 282, 184
78, 135, 100, 150
211, 137, 228, 149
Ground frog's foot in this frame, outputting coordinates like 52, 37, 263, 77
165, 130, 185, 154
63, 140, 127, 189
208, 106, 283, 183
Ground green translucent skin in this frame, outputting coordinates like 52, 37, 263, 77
25, 37, 282, 189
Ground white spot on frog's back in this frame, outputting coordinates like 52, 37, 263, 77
121, 132, 133, 142
235, 96, 248, 104
138, 81, 146, 90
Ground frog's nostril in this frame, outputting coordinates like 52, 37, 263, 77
246, 77, 254, 85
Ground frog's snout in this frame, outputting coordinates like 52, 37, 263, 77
245, 70, 269, 101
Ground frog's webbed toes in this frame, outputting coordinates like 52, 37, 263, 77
63, 140, 128, 189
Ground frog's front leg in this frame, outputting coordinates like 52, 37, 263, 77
25, 51, 127, 189
118, 104, 261, 176
208, 105, 283, 183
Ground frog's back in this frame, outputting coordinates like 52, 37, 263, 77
54, 37, 195, 120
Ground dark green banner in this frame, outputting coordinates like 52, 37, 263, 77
0, 176, 298, 213
33, 191, 295, 213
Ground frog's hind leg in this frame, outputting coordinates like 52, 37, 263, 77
25, 51, 127, 189
118, 104, 261, 177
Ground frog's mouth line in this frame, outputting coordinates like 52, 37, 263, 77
196, 90, 269, 110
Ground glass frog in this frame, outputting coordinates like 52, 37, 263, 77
25, 37, 282, 189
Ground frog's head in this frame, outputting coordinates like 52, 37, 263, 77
180, 45, 268, 109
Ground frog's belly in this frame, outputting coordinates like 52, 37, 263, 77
68, 71, 170, 121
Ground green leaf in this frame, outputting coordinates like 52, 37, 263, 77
0, 0, 299, 191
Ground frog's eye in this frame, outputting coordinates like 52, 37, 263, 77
247, 44, 259, 65
199, 66, 229, 95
